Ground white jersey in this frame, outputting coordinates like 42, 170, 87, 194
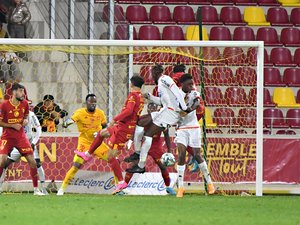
177, 89, 201, 128
24, 111, 42, 145
149, 75, 187, 112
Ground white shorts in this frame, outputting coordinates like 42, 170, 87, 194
174, 127, 202, 148
151, 107, 181, 128
8, 145, 39, 162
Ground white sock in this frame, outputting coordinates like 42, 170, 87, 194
37, 166, 45, 184
85, 151, 91, 157
199, 161, 212, 184
133, 125, 144, 154
0, 168, 6, 187
176, 165, 186, 188
138, 136, 153, 168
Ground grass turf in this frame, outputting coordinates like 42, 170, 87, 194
0, 194, 299, 225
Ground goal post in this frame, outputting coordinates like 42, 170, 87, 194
0, 39, 264, 196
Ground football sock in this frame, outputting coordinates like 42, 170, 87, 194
125, 172, 133, 184
109, 157, 123, 182
0, 168, 6, 187
133, 125, 144, 154
37, 166, 46, 185
138, 136, 152, 168
88, 133, 104, 155
30, 167, 38, 188
199, 161, 212, 184
61, 166, 79, 190
177, 165, 186, 188
161, 169, 170, 187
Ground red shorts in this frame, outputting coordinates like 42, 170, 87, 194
0, 137, 33, 156
107, 124, 134, 150
148, 140, 164, 162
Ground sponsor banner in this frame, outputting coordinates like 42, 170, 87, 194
66, 171, 115, 194
126, 172, 177, 195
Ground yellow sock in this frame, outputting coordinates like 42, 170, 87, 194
61, 166, 79, 190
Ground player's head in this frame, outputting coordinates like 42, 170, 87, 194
151, 64, 164, 85
86, 94, 97, 112
180, 73, 194, 93
147, 102, 159, 114
173, 64, 186, 73
130, 75, 144, 89
11, 82, 25, 101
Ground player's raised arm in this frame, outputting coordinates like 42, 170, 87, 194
113, 95, 136, 123
144, 93, 161, 105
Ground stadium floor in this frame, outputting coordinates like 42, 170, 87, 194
0, 194, 299, 225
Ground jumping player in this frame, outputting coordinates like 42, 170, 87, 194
0, 83, 44, 195
75, 75, 145, 194
175, 74, 214, 197
57, 94, 107, 195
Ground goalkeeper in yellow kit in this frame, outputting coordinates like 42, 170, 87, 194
57, 94, 107, 195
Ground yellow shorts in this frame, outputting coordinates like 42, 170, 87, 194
73, 141, 110, 164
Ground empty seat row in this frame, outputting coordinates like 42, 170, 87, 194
103, 5, 300, 26
264, 68, 300, 87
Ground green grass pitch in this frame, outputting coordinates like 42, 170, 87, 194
1, 194, 299, 225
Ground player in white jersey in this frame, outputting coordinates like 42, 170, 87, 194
0, 110, 48, 195
126, 64, 191, 173
174, 73, 214, 197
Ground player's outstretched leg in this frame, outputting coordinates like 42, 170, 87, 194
156, 160, 176, 196
35, 158, 48, 195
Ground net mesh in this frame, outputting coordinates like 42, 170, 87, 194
0, 42, 259, 195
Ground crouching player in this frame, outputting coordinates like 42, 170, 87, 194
124, 103, 176, 195
0, 107, 48, 194
175, 74, 215, 198
75, 76, 145, 194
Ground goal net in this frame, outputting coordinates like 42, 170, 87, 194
0, 39, 263, 196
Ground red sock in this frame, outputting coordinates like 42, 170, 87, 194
30, 167, 38, 188
161, 169, 170, 187
125, 172, 133, 184
0, 167, 3, 177
88, 133, 104, 154
109, 158, 123, 182
186, 146, 194, 156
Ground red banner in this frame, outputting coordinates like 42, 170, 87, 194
3, 136, 300, 184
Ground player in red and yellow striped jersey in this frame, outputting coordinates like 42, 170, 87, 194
57, 94, 107, 195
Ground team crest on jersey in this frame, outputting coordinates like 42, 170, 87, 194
14, 111, 19, 117
22, 108, 25, 113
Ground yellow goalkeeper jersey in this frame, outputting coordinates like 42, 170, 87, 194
72, 108, 106, 144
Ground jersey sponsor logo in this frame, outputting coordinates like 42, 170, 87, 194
127, 179, 166, 191
69, 176, 115, 190
8, 118, 22, 123
161, 79, 170, 87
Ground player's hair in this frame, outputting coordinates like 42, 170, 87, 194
86, 94, 96, 101
43, 94, 54, 101
130, 75, 144, 88
152, 64, 164, 75
173, 63, 186, 73
11, 83, 24, 91
179, 73, 193, 84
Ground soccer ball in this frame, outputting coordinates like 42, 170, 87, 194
161, 153, 176, 167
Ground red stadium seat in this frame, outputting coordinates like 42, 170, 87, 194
248, 88, 256, 106
237, 108, 256, 127
102, 4, 126, 23
199, 6, 222, 25
270, 48, 296, 67
291, 8, 300, 26
233, 27, 255, 41
256, 27, 282, 46
295, 49, 300, 66
133, 46, 150, 64
263, 108, 288, 128
115, 24, 137, 40
297, 89, 300, 103
266, 7, 293, 26
276, 130, 296, 135
149, 6, 175, 24
140, 66, 154, 84
236, 67, 257, 86
220, 7, 246, 26
286, 109, 300, 128
213, 108, 237, 127
126, 5, 150, 24
164, 66, 173, 76
280, 28, 300, 47
173, 6, 196, 24
150, 47, 175, 63
264, 67, 284, 86
228, 129, 247, 134
264, 88, 276, 107
175, 46, 197, 65
204, 87, 227, 106
223, 47, 246, 65
188, 66, 210, 85
211, 0, 234, 5
139, 25, 161, 40
202, 47, 224, 65
257, 0, 280, 6
247, 47, 272, 66
211, 66, 236, 85
162, 26, 184, 40
224, 87, 249, 106
233, 0, 256, 5
210, 26, 232, 41
283, 68, 300, 87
